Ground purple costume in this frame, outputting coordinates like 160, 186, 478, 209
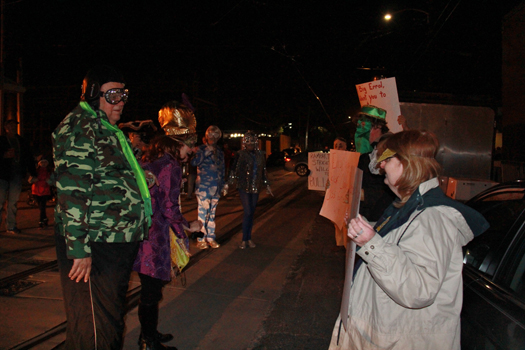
133, 153, 189, 281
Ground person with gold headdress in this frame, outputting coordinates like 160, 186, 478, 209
191, 125, 226, 249
228, 131, 271, 249
132, 101, 201, 350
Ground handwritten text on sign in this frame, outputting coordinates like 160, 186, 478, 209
308, 152, 329, 191
357, 80, 388, 105
319, 150, 360, 230
355, 77, 402, 133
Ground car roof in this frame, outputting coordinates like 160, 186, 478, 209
466, 179, 525, 205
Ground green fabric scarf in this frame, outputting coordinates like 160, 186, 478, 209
80, 101, 152, 227
355, 118, 373, 154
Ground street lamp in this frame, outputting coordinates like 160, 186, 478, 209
384, 9, 429, 25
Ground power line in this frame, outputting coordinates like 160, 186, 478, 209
269, 45, 337, 132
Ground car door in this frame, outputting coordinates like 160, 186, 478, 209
462, 187, 525, 349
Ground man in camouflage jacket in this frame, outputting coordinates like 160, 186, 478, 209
53, 66, 148, 350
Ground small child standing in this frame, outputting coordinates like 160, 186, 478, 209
32, 159, 52, 228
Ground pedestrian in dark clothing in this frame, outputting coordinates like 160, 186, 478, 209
222, 143, 235, 180
355, 105, 396, 222
228, 131, 271, 249
0, 119, 37, 234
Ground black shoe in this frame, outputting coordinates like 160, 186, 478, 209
156, 332, 174, 343
138, 332, 174, 345
139, 338, 178, 350
7, 228, 21, 234
191, 231, 204, 240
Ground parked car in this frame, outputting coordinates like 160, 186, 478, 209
266, 151, 285, 167
461, 180, 525, 349
284, 152, 310, 177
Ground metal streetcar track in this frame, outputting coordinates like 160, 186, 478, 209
7, 176, 307, 350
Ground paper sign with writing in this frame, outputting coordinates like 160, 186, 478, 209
319, 150, 360, 230
340, 167, 363, 331
356, 77, 402, 133
308, 151, 330, 191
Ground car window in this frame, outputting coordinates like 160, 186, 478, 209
510, 249, 525, 299
464, 189, 525, 276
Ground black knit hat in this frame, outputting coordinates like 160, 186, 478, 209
81, 65, 125, 109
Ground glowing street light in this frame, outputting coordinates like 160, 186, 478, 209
384, 9, 429, 25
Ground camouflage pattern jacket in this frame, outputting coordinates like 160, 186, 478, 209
53, 103, 146, 259
228, 149, 269, 193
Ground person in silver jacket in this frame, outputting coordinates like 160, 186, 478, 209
329, 130, 488, 350
228, 131, 270, 249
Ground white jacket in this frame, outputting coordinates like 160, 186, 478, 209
329, 178, 474, 350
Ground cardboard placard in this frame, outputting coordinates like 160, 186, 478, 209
319, 150, 360, 230
339, 168, 363, 331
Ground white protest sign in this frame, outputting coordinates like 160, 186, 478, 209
319, 150, 361, 230
308, 152, 330, 191
356, 77, 402, 133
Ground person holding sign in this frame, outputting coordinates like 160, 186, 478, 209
329, 130, 489, 350
333, 137, 347, 151
355, 105, 396, 222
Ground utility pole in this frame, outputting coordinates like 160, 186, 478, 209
305, 106, 310, 151
0, 0, 5, 133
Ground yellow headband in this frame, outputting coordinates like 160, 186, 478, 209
376, 148, 397, 163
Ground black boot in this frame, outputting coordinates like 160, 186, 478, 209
139, 338, 178, 350
138, 302, 176, 349
138, 331, 174, 345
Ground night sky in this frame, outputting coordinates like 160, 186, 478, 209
3, 0, 521, 149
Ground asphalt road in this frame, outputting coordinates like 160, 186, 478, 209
0, 168, 346, 350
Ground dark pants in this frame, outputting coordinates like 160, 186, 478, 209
138, 273, 166, 340
0, 176, 22, 230
239, 189, 259, 241
35, 195, 49, 222
55, 233, 139, 350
